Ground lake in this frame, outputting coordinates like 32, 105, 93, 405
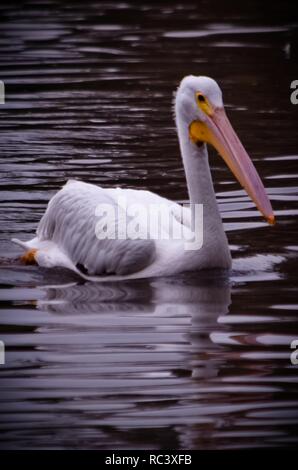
0, 0, 298, 450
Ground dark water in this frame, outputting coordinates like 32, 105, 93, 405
0, 0, 298, 450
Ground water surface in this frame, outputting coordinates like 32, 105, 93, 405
0, 0, 298, 449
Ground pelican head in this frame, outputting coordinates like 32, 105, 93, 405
175, 75, 274, 224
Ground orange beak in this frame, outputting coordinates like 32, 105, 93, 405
189, 108, 275, 224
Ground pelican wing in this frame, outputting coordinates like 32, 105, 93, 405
37, 180, 156, 275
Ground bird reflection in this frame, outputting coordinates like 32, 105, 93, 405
37, 269, 230, 317
8, 267, 290, 449
37, 270, 231, 376
34, 269, 232, 449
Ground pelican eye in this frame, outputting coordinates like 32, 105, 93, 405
196, 92, 213, 116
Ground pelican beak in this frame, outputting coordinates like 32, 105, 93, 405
189, 108, 275, 224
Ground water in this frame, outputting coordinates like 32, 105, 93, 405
0, 0, 298, 450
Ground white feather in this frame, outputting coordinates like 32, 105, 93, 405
12, 76, 233, 280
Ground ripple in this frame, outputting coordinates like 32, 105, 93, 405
1, 0, 298, 451
164, 25, 291, 39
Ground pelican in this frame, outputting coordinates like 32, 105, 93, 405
13, 75, 274, 280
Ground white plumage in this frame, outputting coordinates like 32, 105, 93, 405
13, 76, 274, 280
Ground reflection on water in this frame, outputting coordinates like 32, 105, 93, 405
0, 0, 298, 450
0, 265, 298, 449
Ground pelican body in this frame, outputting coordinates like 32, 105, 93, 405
13, 76, 274, 280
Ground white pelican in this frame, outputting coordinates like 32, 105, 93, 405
13, 76, 274, 280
